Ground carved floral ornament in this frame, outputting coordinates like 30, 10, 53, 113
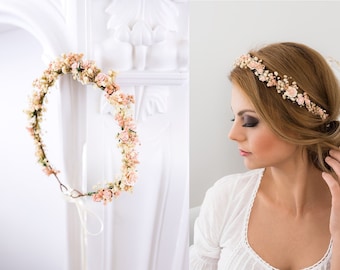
106, 0, 179, 46
25, 53, 140, 205
96, 0, 188, 71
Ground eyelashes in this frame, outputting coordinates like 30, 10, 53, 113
231, 115, 259, 128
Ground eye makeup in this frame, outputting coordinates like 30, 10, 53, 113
242, 115, 259, 127
230, 114, 259, 128
230, 109, 259, 128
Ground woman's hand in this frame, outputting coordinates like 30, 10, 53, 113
323, 148, 340, 268
323, 148, 340, 238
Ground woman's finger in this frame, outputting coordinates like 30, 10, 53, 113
329, 149, 340, 162
322, 172, 340, 198
325, 155, 340, 178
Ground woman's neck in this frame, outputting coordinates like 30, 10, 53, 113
261, 164, 331, 217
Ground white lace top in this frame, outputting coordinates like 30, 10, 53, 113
190, 169, 332, 270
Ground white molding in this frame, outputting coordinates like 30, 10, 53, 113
0, 0, 72, 57
116, 72, 188, 86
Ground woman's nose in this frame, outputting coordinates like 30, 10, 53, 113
228, 121, 245, 142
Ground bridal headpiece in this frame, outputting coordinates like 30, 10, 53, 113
25, 53, 140, 205
234, 54, 329, 120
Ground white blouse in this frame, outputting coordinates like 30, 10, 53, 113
190, 169, 332, 270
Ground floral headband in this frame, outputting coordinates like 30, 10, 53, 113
234, 54, 329, 120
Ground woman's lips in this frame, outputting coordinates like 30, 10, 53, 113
239, 149, 251, 156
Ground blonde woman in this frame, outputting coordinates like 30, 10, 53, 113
190, 42, 340, 270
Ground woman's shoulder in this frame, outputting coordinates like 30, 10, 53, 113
212, 168, 263, 191
205, 169, 264, 205
197, 169, 264, 236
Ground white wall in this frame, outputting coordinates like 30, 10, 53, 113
0, 28, 67, 270
190, 1, 340, 207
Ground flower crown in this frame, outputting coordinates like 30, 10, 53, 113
25, 53, 139, 205
234, 54, 328, 120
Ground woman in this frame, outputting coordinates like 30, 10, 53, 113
190, 42, 340, 269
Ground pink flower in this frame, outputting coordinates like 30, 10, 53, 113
95, 73, 108, 84
82, 60, 93, 69
43, 167, 59, 176
249, 61, 264, 73
105, 85, 115, 95
124, 153, 139, 167
93, 190, 104, 202
126, 171, 138, 185
119, 130, 130, 142
296, 93, 305, 106
266, 74, 277, 87
71, 62, 79, 71
247, 61, 257, 69
102, 189, 113, 204
285, 86, 298, 98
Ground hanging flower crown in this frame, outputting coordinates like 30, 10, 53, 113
25, 53, 140, 205
234, 54, 329, 120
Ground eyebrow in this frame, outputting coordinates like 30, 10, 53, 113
237, 109, 256, 116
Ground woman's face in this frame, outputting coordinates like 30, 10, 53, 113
228, 83, 300, 170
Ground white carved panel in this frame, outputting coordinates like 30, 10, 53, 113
88, 2, 188, 267
94, 0, 189, 72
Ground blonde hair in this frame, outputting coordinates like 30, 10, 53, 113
230, 42, 340, 172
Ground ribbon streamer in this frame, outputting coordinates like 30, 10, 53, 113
63, 190, 104, 236
63, 189, 105, 269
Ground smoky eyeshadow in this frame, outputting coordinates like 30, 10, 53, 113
242, 115, 259, 127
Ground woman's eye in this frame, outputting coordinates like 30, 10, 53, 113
242, 116, 259, 127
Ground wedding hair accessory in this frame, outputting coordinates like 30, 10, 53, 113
234, 54, 329, 120
25, 53, 139, 205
